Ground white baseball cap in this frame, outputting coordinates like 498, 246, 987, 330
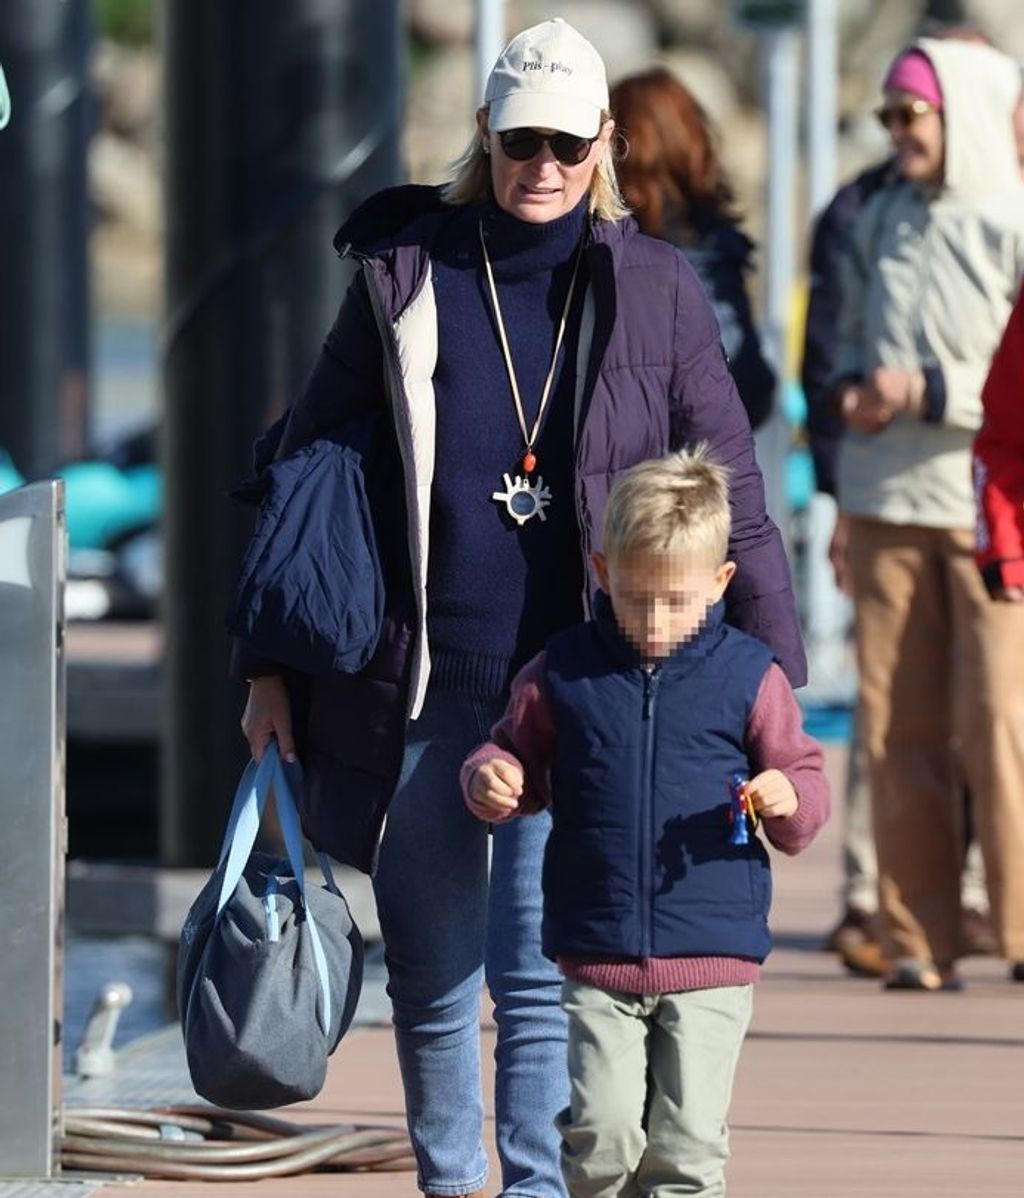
484, 18, 609, 139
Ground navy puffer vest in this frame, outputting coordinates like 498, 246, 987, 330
542, 595, 774, 963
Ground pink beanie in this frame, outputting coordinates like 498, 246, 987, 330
883, 48, 943, 110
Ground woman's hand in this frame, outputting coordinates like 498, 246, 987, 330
994, 585, 1024, 602
869, 366, 925, 417
466, 758, 524, 823
241, 675, 296, 762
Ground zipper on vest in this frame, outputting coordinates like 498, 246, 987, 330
639, 666, 660, 957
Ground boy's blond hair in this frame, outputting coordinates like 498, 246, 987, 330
440, 109, 631, 222
602, 445, 731, 566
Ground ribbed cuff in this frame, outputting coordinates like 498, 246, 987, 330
429, 647, 512, 698
921, 364, 946, 422
230, 637, 289, 683
558, 955, 761, 995
981, 558, 1024, 596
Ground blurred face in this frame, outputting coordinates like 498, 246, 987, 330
479, 111, 614, 223
593, 548, 735, 662
877, 87, 944, 185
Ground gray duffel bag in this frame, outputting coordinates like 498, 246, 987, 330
176, 741, 363, 1109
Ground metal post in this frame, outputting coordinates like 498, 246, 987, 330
755, 26, 800, 536
162, 1, 403, 866
803, 0, 850, 696
806, 0, 837, 216
0, 480, 66, 1177
475, 0, 506, 103
0, 0, 91, 478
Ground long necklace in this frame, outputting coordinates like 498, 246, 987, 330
479, 219, 584, 526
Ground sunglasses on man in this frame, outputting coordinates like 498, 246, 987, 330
498, 128, 597, 166
874, 98, 938, 131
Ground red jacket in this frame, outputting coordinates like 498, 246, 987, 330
974, 289, 1024, 593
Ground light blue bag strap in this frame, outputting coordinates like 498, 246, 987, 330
215, 751, 276, 916
216, 757, 260, 868
277, 753, 341, 895
270, 751, 334, 1036
0, 64, 10, 131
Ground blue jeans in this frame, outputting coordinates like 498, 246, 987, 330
372, 688, 569, 1197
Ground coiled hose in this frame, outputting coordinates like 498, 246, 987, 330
61, 1105, 415, 1180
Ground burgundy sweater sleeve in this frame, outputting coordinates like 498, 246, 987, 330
459, 652, 557, 816
745, 663, 831, 854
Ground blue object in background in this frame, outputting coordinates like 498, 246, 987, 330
781, 379, 815, 513
0, 449, 24, 495
0, 447, 160, 554
801, 703, 853, 744
56, 460, 161, 550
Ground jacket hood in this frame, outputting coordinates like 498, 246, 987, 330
913, 38, 1024, 205
332, 185, 450, 258
333, 183, 640, 260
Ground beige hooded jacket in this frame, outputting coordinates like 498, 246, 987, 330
834, 38, 1024, 529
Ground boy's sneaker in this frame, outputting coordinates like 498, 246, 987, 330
883, 960, 964, 992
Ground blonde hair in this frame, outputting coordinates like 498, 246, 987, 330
603, 445, 731, 566
440, 108, 631, 222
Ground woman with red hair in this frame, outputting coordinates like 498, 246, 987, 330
610, 68, 775, 429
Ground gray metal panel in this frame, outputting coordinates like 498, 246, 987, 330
0, 1184, 101, 1197
0, 482, 66, 1177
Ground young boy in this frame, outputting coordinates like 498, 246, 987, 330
461, 447, 830, 1196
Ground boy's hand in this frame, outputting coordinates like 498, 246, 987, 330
467, 758, 524, 823
746, 769, 798, 820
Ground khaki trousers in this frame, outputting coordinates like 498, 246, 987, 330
558, 981, 752, 1197
847, 518, 1024, 963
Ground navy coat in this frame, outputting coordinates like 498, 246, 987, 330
678, 220, 776, 431
801, 160, 893, 495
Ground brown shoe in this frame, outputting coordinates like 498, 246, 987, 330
959, 906, 998, 956
824, 905, 874, 952
837, 933, 888, 978
828, 907, 887, 977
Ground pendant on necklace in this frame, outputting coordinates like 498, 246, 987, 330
492, 472, 552, 526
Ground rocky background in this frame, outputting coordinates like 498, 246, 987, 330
92, 0, 1024, 319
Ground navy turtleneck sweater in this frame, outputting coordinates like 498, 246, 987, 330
427, 197, 588, 696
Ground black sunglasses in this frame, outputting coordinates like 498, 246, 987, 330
497, 128, 597, 166
874, 98, 937, 131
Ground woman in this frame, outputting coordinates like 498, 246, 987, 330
236, 19, 804, 1198
833, 38, 1024, 991
610, 67, 775, 430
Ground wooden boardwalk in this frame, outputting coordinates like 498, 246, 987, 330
93, 747, 1024, 1197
